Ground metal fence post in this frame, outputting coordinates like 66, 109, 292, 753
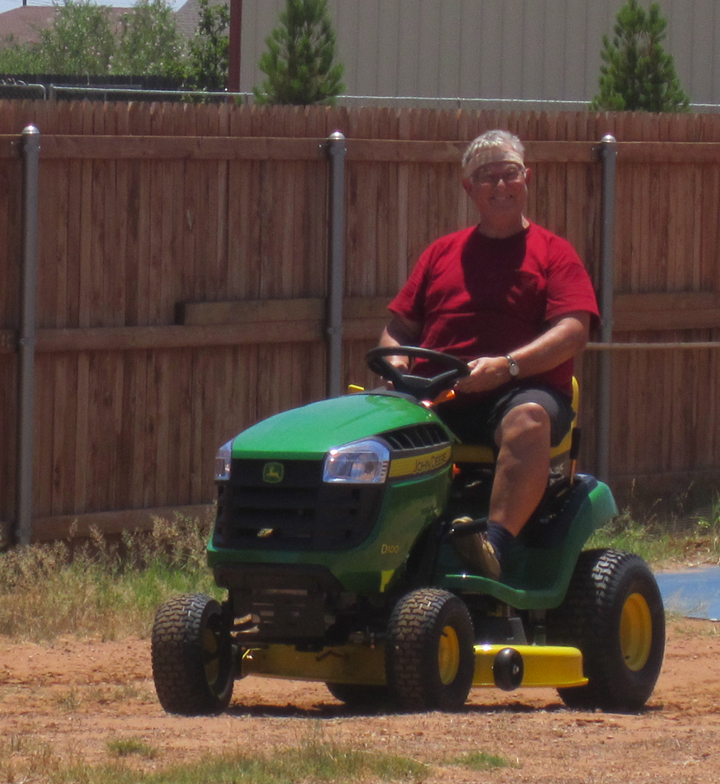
597, 134, 617, 483
325, 131, 346, 399
16, 125, 40, 546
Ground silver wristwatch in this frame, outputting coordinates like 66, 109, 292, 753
505, 354, 520, 378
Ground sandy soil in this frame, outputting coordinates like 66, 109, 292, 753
1, 618, 720, 783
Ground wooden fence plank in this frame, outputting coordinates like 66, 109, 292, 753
179, 297, 323, 325
50, 355, 76, 515
3, 294, 720, 355
39, 135, 327, 161
125, 351, 148, 509
44, 135, 720, 165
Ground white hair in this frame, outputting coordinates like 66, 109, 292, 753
462, 130, 525, 178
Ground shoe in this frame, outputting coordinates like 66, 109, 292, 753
450, 516, 501, 580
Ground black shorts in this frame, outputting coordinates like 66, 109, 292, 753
434, 384, 575, 448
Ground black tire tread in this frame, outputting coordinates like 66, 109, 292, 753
547, 549, 665, 711
385, 587, 474, 711
151, 593, 233, 716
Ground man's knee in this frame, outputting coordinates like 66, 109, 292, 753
495, 402, 551, 449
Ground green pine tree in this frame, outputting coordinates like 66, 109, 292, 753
591, 0, 690, 112
253, 0, 344, 106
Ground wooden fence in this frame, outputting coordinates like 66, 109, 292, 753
2, 101, 720, 543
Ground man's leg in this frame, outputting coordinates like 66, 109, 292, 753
489, 402, 551, 536
449, 388, 571, 578
451, 401, 551, 578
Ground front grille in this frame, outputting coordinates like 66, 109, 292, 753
382, 423, 449, 450
214, 459, 383, 551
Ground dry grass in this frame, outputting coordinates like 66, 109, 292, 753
2, 501, 719, 644
0, 514, 218, 642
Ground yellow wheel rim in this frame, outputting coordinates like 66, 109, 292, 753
438, 625, 460, 685
203, 627, 221, 685
620, 592, 653, 671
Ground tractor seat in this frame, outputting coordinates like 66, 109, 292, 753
450, 378, 580, 465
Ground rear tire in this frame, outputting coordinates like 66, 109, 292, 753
385, 588, 474, 711
152, 593, 234, 715
548, 549, 665, 711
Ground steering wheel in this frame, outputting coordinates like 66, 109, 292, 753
365, 346, 470, 401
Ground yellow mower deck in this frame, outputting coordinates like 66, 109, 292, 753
241, 642, 587, 690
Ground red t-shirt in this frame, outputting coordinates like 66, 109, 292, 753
388, 222, 600, 399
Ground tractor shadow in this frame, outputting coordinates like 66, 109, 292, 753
225, 699, 663, 719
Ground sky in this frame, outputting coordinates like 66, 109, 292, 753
0, 0, 187, 10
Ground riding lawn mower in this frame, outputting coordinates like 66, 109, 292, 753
151, 347, 665, 714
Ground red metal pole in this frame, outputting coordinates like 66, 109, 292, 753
227, 0, 242, 92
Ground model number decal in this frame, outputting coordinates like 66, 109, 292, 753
381, 544, 400, 554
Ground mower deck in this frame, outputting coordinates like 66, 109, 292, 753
240, 641, 587, 690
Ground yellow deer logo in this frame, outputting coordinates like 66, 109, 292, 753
262, 462, 284, 483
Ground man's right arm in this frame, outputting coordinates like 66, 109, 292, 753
379, 314, 422, 372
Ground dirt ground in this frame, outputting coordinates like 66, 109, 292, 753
2, 618, 720, 784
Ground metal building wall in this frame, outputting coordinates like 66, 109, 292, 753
239, 0, 720, 108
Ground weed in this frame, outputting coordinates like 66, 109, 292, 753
587, 507, 720, 569
451, 750, 517, 770
0, 735, 60, 783
139, 740, 430, 783
4, 741, 429, 784
55, 688, 81, 712
106, 736, 158, 759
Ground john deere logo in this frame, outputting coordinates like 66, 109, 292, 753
263, 462, 284, 483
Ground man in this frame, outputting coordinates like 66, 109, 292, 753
379, 129, 599, 579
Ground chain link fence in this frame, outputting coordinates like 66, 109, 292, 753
0, 79, 46, 100
2, 77, 720, 112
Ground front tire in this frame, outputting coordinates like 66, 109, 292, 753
385, 588, 475, 711
548, 549, 665, 711
151, 593, 234, 715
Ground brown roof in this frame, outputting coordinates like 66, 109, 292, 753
175, 0, 227, 40
0, 5, 134, 47
0, 6, 56, 45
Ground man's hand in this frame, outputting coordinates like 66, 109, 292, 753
386, 357, 410, 374
379, 314, 421, 380
453, 356, 509, 394
452, 312, 591, 396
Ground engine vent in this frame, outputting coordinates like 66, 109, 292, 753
382, 423, 450, 451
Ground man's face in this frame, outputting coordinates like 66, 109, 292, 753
462, 156, 530, 221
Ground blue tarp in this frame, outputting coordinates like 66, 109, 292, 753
655, 567, 720, 621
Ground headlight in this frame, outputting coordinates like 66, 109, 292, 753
215, 439, 234, 481
323, 440, 390, 484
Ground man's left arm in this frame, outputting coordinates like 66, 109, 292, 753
454, 311, 590, 394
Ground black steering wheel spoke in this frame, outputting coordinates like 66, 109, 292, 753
365, 346, 469, 401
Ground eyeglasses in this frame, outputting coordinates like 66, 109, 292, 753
471, 165, 526, 187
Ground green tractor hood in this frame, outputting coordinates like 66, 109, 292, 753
211, 392, 454, 594
230, 392, 444, 459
